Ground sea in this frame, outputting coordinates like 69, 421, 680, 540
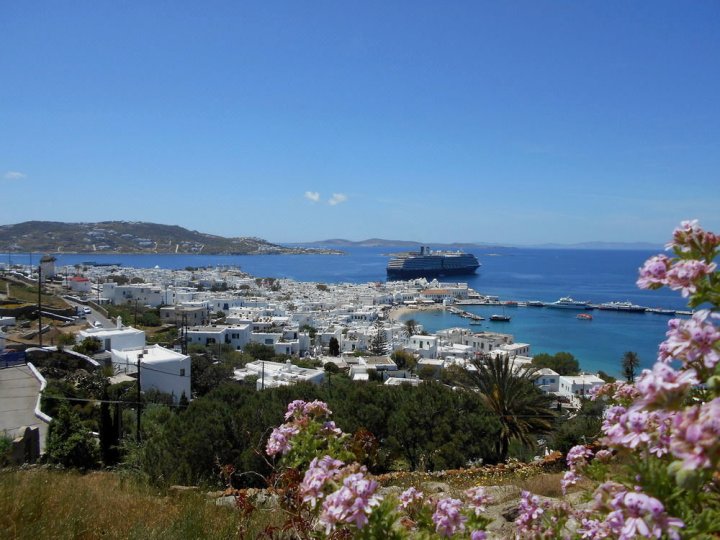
3, 246, 685, 377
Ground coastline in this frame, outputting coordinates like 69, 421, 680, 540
388, 305, 443, 321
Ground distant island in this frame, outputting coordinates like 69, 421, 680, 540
302, 238, 663, 251
0, 221, 342, 256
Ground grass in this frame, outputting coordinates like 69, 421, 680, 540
2, 279, 68, 309
0, 469, 281, 539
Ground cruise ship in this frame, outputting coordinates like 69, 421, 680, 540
597, 301, 647, 313
386, 247, 480, 279
546, 296, 591, 310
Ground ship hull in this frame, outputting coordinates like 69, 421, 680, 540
386, 266, 479, 280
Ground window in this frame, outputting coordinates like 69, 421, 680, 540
180, 369, 185, 376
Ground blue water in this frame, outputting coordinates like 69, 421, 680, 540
3, 247, 684, 377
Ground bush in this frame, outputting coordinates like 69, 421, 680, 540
45, 405, 99, 469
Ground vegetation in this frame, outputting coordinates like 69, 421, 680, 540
621, 350, 640, 383
466, 355, 555, 462
45, 405, 99, 468
328, 336, 340, 356
368, 319, 388, 355
530, 351, 580, 375
1, 278, 68, 309
390, 349, 416, 371
0, 469, 261, 539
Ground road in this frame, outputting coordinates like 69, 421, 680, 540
0, 364, 48, 450
63, 298, 114, 329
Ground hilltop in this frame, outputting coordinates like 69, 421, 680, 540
0, 221, 341, 255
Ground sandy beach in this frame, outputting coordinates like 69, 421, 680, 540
388, 304, 443, 321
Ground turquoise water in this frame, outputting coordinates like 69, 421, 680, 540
397, 305, 674, 378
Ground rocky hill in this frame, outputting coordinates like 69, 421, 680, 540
0, 221, 341, 255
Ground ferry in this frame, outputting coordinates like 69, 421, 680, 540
546, 297, 591, 310
597, 301, 646, 313
386, 246, 480, 279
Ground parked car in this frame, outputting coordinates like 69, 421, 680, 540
83, 307, 92, 314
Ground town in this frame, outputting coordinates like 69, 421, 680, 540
1, 256, 609, 461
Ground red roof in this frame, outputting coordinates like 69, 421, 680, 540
70, 277, 90, 282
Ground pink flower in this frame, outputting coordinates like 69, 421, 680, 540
321, 420, 343, 437
299, 455, 344, 508
609, 490, 684, 540
561, 470, 579, 495
594, 449, 613, 463
399, 486, 424, 509
265, 423, 300, 456
637, 254, 671, 289
566, 445, 593, 472
515, 491, 545, 535
667, 219, 719, 254
665, 260, 716, 297
319, 470, 381, 533
284, 399, 307, 420
634, 362, 698, 410
432, 498, 467, 537
470, 531, 487, 540
659, 310, 720, 370
303, 400, 332, 418
464, 486, 492, 515
669, 398, 720, 470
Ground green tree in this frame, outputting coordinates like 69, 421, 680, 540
56, 332, 76, 351
390, 350, 416, 371
243, 343, 275, 361
328, 337, 340, 357
73, 337, 101, 356
531, 352, 580, 375
404, 318, 418, 337
622, 351, 640, 383
368, 319, 387, 356
45, 405, 99, 469
467, 354, 555, 462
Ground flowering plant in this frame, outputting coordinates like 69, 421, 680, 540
516, 220, 720, 539
265, 399, 493, 538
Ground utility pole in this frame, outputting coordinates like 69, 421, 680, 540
37, 265, 43, 348
136, 353, 142, 443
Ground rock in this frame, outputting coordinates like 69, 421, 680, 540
253, 491, 280, 508
483, 485, 523, 505
215, 495, 237, 508
421, 481, 451, 494
378, 485, 404, 498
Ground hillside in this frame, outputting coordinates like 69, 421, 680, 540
0, 221, 341, 255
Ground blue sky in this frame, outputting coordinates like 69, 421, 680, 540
1, 2, 718, 244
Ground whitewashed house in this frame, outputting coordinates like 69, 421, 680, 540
77, 319, 145, 352
68, 276, 92, 293
558, 374, 605, 398
110, 344, 191, 402
406, 335, 438, 359
234, 359, 325, 390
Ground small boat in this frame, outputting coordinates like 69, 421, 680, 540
647, 308, 676, 316
490, 314, 511, 322
577, 313, 593, 320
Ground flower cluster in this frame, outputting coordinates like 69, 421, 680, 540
300, 455, 344, 507
399, 486, 424, 509
318, 470, 381, 533
659, 310, 720, 370
515, 490, 547, 537
560, 445, 594, 495
464, 486, 492, 516
669, 398, 720, 471
633, 362, 698, 410
266, 399, 344, 459
666, 219, 719, 256
432, 497, 467, 537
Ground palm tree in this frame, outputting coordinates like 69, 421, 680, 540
622, 351, 640, 383
404, 318, 418, 338
467, 354, 555, 462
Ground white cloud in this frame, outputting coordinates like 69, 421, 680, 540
304, 191, 321, 203
328, 193, 348, 206
4, 171, 26, 180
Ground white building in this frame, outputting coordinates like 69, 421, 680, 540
406, 335, 438, 359
234, 359, 325, 390
533, 368, 561, 393
102, 283, 164, 307
558, 374, 605, 398
186, 324, 252, 350
68, 276, 92, 293
110, 344, 191, 402
77, 320, 146, 352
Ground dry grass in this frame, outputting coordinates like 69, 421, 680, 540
0, 469, 279, 539
3, 279, 68, 309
